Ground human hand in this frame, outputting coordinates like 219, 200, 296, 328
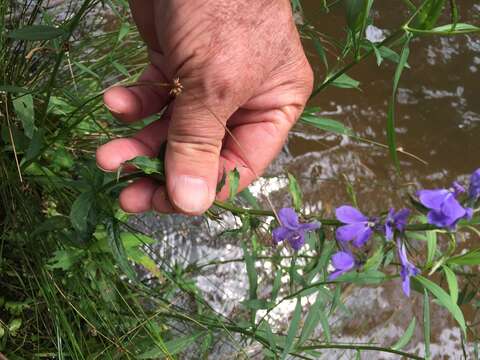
96, 0, 313, 215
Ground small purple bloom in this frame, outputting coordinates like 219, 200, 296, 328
469, 168, 480, 200
418, 183, 472, 229
335, 206, 376, 248
397, 238, 420, 297
272, 208, 320, 251
328, 251, 356, 280
384, 208, 410, 241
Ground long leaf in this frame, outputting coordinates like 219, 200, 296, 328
281, 298, 302, 359
8, 25, 65, 41
415, 275, 466, 336
392, 317, 416, 350
423, 289, 431, 359
387, 36, 411, 171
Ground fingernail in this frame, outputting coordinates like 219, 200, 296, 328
170, 175, 211, 214
105, 103, 123, 116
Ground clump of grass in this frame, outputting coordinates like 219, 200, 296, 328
1, 1, 480, 359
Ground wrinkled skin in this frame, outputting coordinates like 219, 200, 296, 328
96, 0, 313, 215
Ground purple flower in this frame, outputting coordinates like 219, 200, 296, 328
335, 206, 376, 248
469, 168, 480, 201
272, 208, 320, 251
397, 238, 420, 297
384, 208, 410, 241
418, 182, 472, 229
328, 251, 356, 280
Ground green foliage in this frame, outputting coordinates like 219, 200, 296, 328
1, 0, 480, 358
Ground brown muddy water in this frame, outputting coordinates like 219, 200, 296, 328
129, 2, 480, 359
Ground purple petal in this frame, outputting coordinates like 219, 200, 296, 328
465, 207, 474, 220
417, 189, 450, 210
440, 195, 466, 224
427, 209, 452, 228
331, 251, 355, 271
452, 181, 465, 197
393, 208, 411, 231
385, 223, 394, 241
336, 222, 366, 242
402, 275, 411, 297
300, 221, 321, 232
272, 226, 291, 244
328, 269, 349, 281
469, 168, 480, 200
397, 238, 408, 267
352, 226, 373, 248
336, 206, 368, 224
287, 232, 305, 251
278, 208, 299, 230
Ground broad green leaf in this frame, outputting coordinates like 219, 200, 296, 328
424, 289, 431, 359
387, 36, 410, 172
47, 248, 84, 271
228, 168, 240, 201
8, 318, 22, 334
299, 292, 331, 345
363, 246, 384, 271
70, 191, 95, 233
414, 275, 466, 336
330, 73, 360, 89
392, 317, 416, 350
126, 156, 164, 175
7, 25, 65, 41
301, 113, 354, 136
287, 173, 303, 211
443, 265, 459, 304
13, 94, 35, 138
280, 298, 302, 359
0, 85, 28, 93
448, 249, 480, 265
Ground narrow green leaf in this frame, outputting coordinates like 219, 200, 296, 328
415, 275, 466, 336
301, 112, 354, 136
117, 22, 130, 42
13, 94, 35, 138
334, 270, 387, 285
106, 219, 136, 280
239, 188, 260, 209
312, 37, 328, 70
363, 246, 384, 271
73, 61, 101, 80
392, 317, 416, 350
138, 332, 204, 358
280, 298, 302, 359
408, 23, 480, 35
7, 25, 65, 41
228, 168, 240, 201
423, 289, 431, 360
287, 173, 303, 211
426, 230, 437, 267
443, 265, 459, 304
299, 292, 331, 345
330, 73, 360, 89
387, 37, 410, 172
242, 240, 258, 320
271, 268, 283, 301
448, 248, 480, 265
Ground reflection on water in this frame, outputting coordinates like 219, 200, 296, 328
132, 1, 480, 359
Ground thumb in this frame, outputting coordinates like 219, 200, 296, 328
165, 92, 232, 215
